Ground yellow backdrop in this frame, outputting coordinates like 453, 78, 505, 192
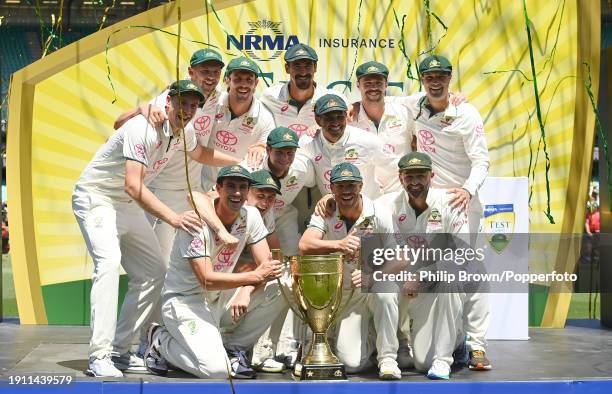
6, 0, 600, 325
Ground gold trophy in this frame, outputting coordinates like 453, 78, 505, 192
272, 249, 351, 380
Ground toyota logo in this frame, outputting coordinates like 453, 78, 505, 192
218, 248, 234, 265
289, 123, 308, 137
216, 130, 238, 146
194, 115, 211, 132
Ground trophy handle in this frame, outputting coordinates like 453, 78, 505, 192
329, 254, 355, 327
271, 249, 307, 322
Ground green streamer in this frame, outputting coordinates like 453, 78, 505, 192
522, 0, 554, 224
483, 69, 532, 81
104, 26, 235, 103
392, 9, 419, 86
98, 0, 117, 31
420, 0, 448, 56
342, 0, 363, 93
583, 62, 612, 210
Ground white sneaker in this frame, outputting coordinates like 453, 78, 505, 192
378, 358, 401, 380
112, 351, 147, 373
87, 355, 123, 378
253, 358, 285, 373
427, 359, 450, 380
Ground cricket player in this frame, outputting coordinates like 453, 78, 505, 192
411, 55, 491, 371
143, 165, 285, 379
200, 56, 276, 191
380, 151, 477, 380
260, 43, 348, 136
72, 81, 237, 377
299, 162, 402, 380
112, 48, 236, 265
299, 94, 399, 200
350, 61, 415, 193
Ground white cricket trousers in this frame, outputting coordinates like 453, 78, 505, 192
334, 290, 399, 372
401, 292, 465, 371
465, 196, 489, 352
157, 282, 285, 378
72, 188, 166, 359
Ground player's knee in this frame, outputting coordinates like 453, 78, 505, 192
197, 358, 228, 379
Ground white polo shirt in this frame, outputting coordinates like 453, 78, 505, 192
350, 101, 415, 193
261, 82, 348, 137
244, 150, 317, 217
149, 86, 223, 191
308, 194, 394, 239
75, 116, 196, 202
201, 92, 275, 189
378, 188, 469, 236
410, 98, 489, 196
162, 205, 269, 298
298, 125, 399, 200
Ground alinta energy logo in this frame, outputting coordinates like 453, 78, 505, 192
227, 20, 299, 62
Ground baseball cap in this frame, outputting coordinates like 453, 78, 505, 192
330, 162, 362, 184
356, 61, 389, 80
190, 48, 224, 67
284, 43, 318, 62
250, 170, 282, 195
267, 127, 299, 148
167, 79, 205, 101
398, 152, 433, 171
418, 55, 452, 74
216, 165, 252, 183
225, 56, 259, 76
314, 94, 348, 116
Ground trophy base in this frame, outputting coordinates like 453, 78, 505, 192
293, 362, 347, 380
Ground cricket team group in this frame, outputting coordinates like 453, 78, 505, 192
72, 41, 491, 381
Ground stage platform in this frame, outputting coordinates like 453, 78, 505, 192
0, 318, 611, 393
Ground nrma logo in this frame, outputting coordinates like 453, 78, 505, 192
227, 20, 299, 62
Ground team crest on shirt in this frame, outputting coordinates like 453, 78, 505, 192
345, 148, 359, 161
427, 208, 443, 231
387, 117, 403, 129
285, 175, 298, 188
243, 116, 255, 128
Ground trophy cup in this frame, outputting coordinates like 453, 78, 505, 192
271, 250, 350, 380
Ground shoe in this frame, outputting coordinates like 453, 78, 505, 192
144, 323, 169, 376
227, 348, 256, 379
378, 358, 401, 380
283, 350, 299, 369
112, 351, 147, 373
87, 354, 124, 378
397, 340, 413, 369
136, 341, 147, 359
427, 359, 450, 380
251, 338, 275, 366
452, 340, 469, 366
253, 357, 285, 373
468, 349, 492, 370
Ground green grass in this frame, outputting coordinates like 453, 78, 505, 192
567, 292, 600, 320
2, 253, 18, 318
